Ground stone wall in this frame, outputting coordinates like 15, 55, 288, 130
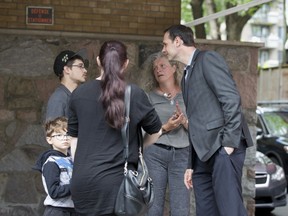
0, 32, 260, 215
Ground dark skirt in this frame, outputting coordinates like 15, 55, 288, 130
43, 206, 76, 216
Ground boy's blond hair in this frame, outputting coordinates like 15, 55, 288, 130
45, 116, 68, 137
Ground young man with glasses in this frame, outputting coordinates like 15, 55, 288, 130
45, 49, 89, 122
34, 116, 75, 216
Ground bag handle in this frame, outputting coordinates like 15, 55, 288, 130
121, 85, 131, 172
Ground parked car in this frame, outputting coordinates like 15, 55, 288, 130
255, 151, 287, 212
256, 101, 288, 184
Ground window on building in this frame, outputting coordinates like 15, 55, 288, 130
278, 26, 283, 39
261, 4, 270, 14
253, 4, 270, 20
259, 50, 269, 65
278, 51, 283, 64
252, 26, 269, 38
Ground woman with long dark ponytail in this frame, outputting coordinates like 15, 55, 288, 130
68, 41, 162, 216
99, 41, 127, 129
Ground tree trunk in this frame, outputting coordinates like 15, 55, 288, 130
190, 0, 206, 39
226, 13, 243, 41
225, 2, 261, 41
205, 0, 221, 40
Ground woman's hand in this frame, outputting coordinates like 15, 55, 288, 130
174, 102, 188, 129
162, 101, 188, 132
162, 115, 182, 132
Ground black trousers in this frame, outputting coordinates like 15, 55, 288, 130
43, 206, 77, 216
192, 141, 248, 216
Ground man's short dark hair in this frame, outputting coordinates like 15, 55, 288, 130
164, 25, 195, 47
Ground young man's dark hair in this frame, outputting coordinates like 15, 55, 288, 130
164, 25, 195, 47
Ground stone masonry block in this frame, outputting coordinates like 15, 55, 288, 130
233, 73, 257, 109
4, 173, 38, 204
0, 109, 15, 122
7, 78, 35, 97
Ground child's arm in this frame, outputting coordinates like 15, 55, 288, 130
43, 162, 71, 198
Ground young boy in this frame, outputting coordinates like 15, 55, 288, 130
34, 117, 75, 216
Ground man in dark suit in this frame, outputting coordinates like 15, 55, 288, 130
162, 24, 253, 216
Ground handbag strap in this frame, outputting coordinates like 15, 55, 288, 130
121, 85, 131, 163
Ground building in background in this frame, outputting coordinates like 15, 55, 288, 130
241, 0, 285, 68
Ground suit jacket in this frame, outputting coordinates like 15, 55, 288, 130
181, 49, 253, 166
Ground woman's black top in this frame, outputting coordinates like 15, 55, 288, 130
68, 80, 162, 215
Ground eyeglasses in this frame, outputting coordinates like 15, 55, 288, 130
51, 134, 71, 140
71, 64, 87, 70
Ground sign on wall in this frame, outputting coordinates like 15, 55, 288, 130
26, 6, 54, 25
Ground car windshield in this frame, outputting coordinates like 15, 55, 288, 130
263, 111, 288, 136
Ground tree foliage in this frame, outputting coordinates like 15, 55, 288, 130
181, 0, 264, 41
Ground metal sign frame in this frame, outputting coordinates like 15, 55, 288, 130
26, 6, 54, 25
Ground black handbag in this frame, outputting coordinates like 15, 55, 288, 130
114, 85, 154, 216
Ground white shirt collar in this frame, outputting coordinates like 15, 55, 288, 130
184, 49, 196, 70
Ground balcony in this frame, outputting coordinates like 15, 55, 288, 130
251, 36, 283, 49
